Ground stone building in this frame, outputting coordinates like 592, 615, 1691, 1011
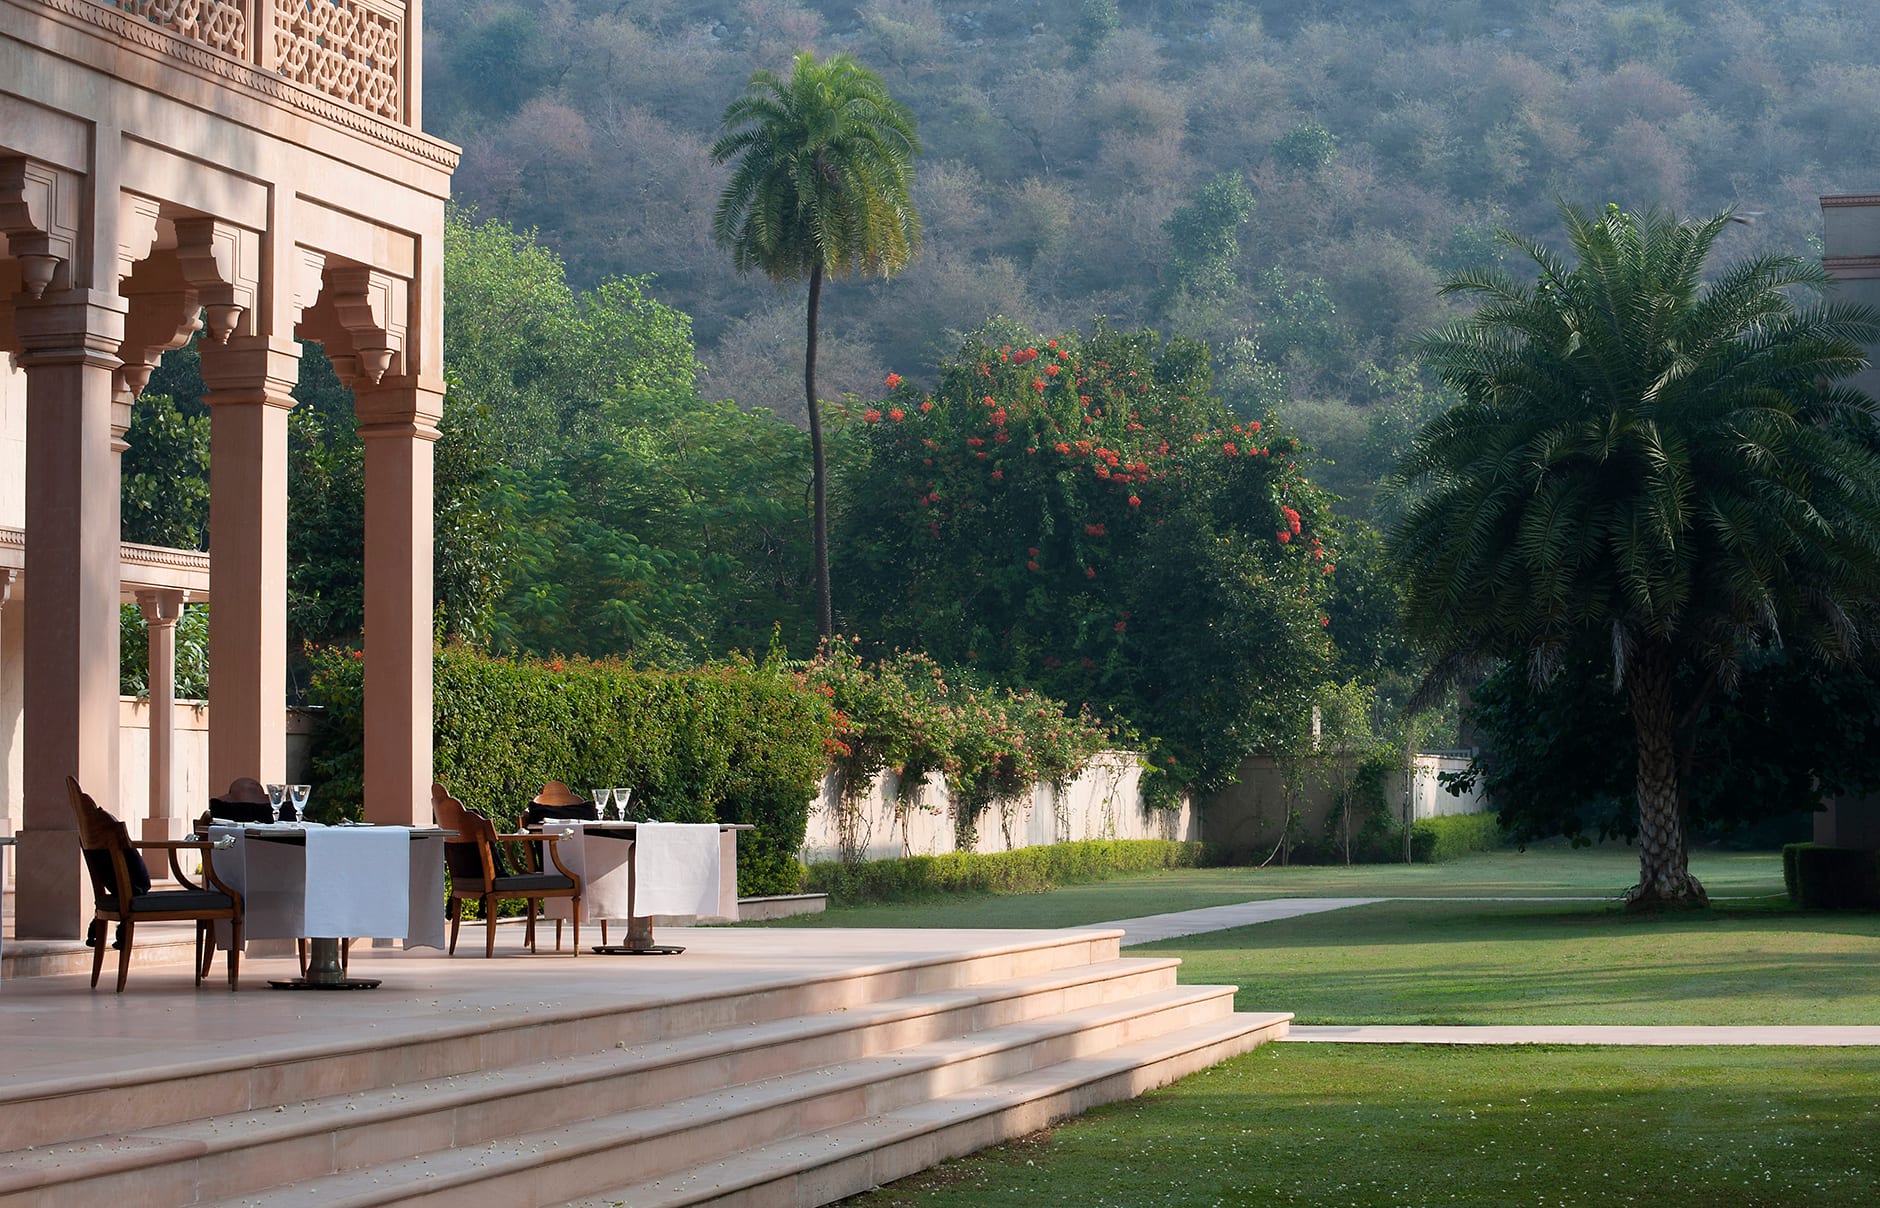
1, 0, 456, 938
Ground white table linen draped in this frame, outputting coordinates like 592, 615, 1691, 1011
207, 825, 446, 949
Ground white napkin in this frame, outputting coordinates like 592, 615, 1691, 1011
632, 822, 722, 918
304, 826, 410, 938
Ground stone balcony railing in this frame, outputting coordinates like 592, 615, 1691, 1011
102, 0, 412, 123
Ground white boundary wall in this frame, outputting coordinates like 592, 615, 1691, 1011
800, 750, 1197, 864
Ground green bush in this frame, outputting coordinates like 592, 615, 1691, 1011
803, 839, 1230, 905
1783, 843, 1880, 910
306, 645, 832, 896
1410, 813, 1503, 863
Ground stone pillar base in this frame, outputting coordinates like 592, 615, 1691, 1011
13, 828, 86, 940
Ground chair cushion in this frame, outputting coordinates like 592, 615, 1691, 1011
209, 800, 273, 824
456, 872, 575, 895
84, 846, 152, 899
99, 888, 233, 915
523, 803, 598, 828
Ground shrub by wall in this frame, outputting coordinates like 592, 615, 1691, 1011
1410, 813, 1503, 863
803, 838, 1229, 905
307, 645, 832, 896
1783, 843, 1880, 910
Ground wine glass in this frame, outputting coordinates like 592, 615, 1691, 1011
266, 783, 286, 822
289, 784, 311, 824
612, 787, 632, 820
591, 787, 610, 821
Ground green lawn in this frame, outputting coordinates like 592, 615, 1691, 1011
1149, 898, 1880, 1024
844, 1044, 1880, 1207
800, 848, 1880, 1207
763, 846, 1787, 931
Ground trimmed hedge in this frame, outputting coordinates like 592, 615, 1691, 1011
1410, 813, 1503, 863
803, 839, 1230, 906
307, 646, 832, 896
1783, 843, 1880, 910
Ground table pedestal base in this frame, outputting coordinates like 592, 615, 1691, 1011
268, 937, 382, 990
589, 915, 684, 955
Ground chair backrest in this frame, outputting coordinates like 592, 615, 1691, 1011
66, 776, 151, 903
431, 783, 500, 883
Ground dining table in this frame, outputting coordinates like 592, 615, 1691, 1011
204, 823, 448, 989
534, 821, 750, 955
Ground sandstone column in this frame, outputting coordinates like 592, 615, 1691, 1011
13, 291, 126, 939
198, 337, 298, 794
136, 587, 188, 843
356, 384, 441, 826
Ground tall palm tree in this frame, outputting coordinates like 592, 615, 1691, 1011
1394, 204, 1880, 908
712, 52, 921, 637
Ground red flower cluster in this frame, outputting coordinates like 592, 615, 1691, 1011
1281, 506, 1302, 534
885, 372, 904, 389
863, 409, 882, 423
1010, 347, 1041, 365
1084, 522, 1107, 537
888, 407, 906, 422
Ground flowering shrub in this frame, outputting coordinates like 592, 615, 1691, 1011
834, 324, 1337, 803
801, 638, 1113, 854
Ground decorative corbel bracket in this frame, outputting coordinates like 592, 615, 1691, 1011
326, 264, 408, 386
173, 216, 259, 343
0, 157, 81, 299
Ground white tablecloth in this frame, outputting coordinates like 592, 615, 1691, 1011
633, 822, 723, 917
542, 822, 731, 924
208, 825, 447, 949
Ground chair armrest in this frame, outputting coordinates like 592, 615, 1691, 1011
495, 832, 569, 842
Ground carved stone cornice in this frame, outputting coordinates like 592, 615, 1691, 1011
19, 0, 459, 171
1823, 256, 1880, 280
1821, 195, 1880, 209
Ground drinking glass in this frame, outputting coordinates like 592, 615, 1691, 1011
266, 783, 286, 822
289, 784, 311, 824
612, 787, 632, 820
591, 787, 610, 821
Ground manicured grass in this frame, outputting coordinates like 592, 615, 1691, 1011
844, 1044, 1880, 1207
1147, 899, 1880, 1025
762, 847, 1786, 931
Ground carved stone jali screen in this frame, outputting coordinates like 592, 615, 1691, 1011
107, 0, 247, 54
272, 0, 403, 122
103, 0, 406, 122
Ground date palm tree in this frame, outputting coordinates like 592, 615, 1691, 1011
1394, 203, 1880, 907
712, 52, 921, 637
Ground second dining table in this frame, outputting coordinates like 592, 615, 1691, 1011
533, 820, 748, 954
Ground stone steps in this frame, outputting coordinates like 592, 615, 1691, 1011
571, 1014, 1288, 1208
0, 929, 1287, 1208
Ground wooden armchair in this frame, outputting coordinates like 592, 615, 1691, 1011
67, 776, 244, 991
431, 783, 582, 957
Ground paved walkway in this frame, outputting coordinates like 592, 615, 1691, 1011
1087, 895, 1880, 1046
1283, 1024, 1880, 1045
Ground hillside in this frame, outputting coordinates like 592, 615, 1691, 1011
425, 0, 1880, 511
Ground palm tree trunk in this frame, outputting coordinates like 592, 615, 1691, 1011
804, 261, 832, 637
1625, 639, 1709, 909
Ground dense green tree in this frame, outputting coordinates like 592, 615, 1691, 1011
712, 51, 922, 637
1394, 204, 1880, 907
1163, 172, 1256, 301
121, 391, 209, 549
1462, 644, 1880, 850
